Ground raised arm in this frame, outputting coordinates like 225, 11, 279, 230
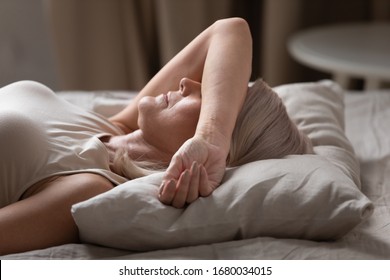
160, 18, 252, 207
110, 18, 252, 208
195, 18, 252, 152
110, 18, 252, 139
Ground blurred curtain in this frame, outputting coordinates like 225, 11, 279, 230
46, 0, 390, 90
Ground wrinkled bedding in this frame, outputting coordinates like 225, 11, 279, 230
2, 87, 390, 260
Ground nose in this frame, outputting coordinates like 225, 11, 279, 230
179, 78, 199, 97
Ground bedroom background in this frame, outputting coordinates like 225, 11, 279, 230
0, 0, 389, 91
2, 0, 390, 262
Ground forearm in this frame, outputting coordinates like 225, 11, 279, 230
196, 18, 252, 152
160, 18, 252, 204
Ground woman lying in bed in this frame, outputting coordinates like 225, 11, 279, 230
0, 18, 311, 255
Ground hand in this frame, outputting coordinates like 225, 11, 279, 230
158, 136, 227, 208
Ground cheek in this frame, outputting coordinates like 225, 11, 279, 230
159, 103, 201, 148
171, 110, 199, 138
173, 103, 201, 134
137, 98, 201, 151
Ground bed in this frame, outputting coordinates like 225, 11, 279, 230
2, 80, 390, 260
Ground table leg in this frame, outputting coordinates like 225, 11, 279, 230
364, 78, 381, 91
333, 73, 350, 89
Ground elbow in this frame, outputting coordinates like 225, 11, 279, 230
214, 17, 250, 30
213, 17, 253, 60
212, 17, 252, 72
213, 17, 252, 42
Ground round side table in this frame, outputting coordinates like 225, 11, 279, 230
288, 22, 390, 90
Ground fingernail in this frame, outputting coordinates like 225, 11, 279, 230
191, 161, 198, 172
159, 181, 165, 194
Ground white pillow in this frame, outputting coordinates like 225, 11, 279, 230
72, 80, 373, 251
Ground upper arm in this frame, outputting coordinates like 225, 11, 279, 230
109, 18, 251, 137
0, 173, 114, 254
108, 90, 141, 133
109, 21, 215, 134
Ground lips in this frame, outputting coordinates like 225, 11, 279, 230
163, 93, 169, 105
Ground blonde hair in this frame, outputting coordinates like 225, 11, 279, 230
227, 79, 312, 166
112, 79, 312, 179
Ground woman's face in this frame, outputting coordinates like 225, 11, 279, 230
138, 78, 202, 154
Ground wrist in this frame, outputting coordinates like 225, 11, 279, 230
195, 122, 231, 153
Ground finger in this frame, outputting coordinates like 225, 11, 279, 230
199, 165, 213, 197
163, 153, 184, 182
186, 162, 200, 203
172, 170, 191, 208
158, 180, 176, 205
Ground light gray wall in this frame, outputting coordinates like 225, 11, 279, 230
0, 0, 57, 89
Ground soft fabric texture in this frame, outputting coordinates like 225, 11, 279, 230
72, 80, 373, 251
0, 81, 127, 208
